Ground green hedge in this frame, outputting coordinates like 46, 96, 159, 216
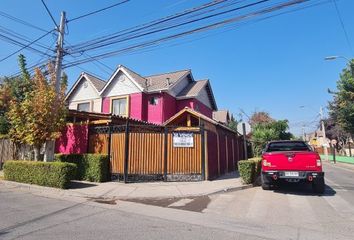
238, 157, 262, 184
55, 154, 109, 182
3, 161, 76, 189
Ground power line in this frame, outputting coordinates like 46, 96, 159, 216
62, 0, 314, 68
0, 29, 54, 62
0, 25, 53, 50
332, 0, 353, 54
67, 0, 236, 53
40, 0, 59, 29
0, 10, 47, 32
67, 0, 130, 23
0, 32, 52, 57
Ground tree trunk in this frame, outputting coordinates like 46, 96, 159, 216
43, 140, 55, 162
34, 145, 41, 161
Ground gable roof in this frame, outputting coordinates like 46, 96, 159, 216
84, 73, 106, 92
177, 80, 208, 98
65, 72, 105, 100
144, 69, 190, 92
164, 107, 237, 134
213, 110, 230, 124
176, 79, 217, 110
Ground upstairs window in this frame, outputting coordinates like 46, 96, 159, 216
77, 102, 90, 112
112, 97, 128, 116
149, 96, 159, 105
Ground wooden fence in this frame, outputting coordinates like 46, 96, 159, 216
87, 123, 242, 182
88, 124, 205, 182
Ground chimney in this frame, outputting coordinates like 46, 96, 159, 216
166, 77, 171, 86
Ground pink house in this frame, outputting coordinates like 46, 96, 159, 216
65, 65, 217, 124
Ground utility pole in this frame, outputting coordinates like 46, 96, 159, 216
320, 107, 329, 162
55, 12, 66, 93
302, 125, 305, 141
44, 11, 66, 162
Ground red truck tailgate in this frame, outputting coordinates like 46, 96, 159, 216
262, 151, 322, 172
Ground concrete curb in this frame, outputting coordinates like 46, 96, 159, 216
0, 179, 254, 200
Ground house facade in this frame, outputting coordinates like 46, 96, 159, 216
66, 65, 217, 124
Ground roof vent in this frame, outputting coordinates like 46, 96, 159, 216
166, 77, 171, 86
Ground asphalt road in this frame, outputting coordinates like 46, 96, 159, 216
0, 161, 353, 240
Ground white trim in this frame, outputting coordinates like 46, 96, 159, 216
99, 66, 144, 95
65, 73, 101, 101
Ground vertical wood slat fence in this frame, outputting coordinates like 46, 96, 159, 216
88, 124, 204, 182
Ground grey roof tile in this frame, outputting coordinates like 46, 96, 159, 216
177, 80, 208, 98
84, 73, 106, 92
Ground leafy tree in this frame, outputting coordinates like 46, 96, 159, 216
7, 64, 67, 160
0, 54, 33, 136
328, 60, 354, 136
228, 114, 238, 131
249, 111, 274, 126
251, 120, 293, 156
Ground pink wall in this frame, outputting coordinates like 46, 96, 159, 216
161, 93, 177, 122
130, 93, 144, 120
102, 97, 110, 113
177, 98, 213, 118
100, 93, 212, 123
55, 124, 88, 154
145, 93, 163, 124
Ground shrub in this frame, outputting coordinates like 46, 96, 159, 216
55, 154, 109, 182
3, 161, 76, 189
238, 157, 262, 184
238, 160, 256, 184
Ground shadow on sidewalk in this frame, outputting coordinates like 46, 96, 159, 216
69, 181, 98, 189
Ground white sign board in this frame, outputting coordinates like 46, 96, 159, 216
173, 132, 194, 147
237, 122, 251, 135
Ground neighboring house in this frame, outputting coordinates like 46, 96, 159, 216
66, 65, 217, 124
213, 110, 231, 125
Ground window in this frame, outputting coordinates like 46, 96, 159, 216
77, 102, 90, 112
112, 97, 127, 116
266, 141, 311, 152
149, 96, 159, 105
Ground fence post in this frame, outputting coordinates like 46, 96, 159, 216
123, 120, 130, 183
201, 124, 206, 180
164, 127, 168, 181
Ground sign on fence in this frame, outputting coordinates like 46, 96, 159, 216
173, 132, 194, 147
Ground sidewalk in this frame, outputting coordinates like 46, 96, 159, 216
0, 171, 250, 200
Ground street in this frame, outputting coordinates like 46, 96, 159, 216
0, 161, 353, 240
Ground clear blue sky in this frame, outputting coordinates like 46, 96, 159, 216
0, 0, 353, 136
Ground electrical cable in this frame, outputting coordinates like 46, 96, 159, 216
0, 29, 54, 62
40, 0, 59, 29
67, 0, 130, 23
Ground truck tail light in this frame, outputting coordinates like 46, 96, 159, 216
263, 160, 271, 167
316, 159, 322, 167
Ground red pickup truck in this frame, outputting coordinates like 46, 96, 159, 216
261, 140, 325, 194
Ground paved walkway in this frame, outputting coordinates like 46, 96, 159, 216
0, 171, 248, 200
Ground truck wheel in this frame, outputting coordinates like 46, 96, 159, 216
312, 178, 325, 194
261, 173, 271, 190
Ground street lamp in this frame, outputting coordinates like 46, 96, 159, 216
325, 55, 354, 77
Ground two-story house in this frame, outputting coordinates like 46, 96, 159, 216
66, 65, 217, 124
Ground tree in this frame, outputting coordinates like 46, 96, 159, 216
328, 59, 354, 136
251, 120, 293, 156
0, 54, 33, 136
7, 63, 67, 160
227, 114, 238, 131
249, 111, 274, 126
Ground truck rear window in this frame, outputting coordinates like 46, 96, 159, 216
266, 142, 310, 152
